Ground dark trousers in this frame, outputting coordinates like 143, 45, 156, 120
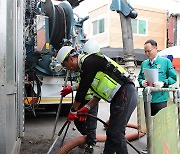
103, 83, 138, 154
74, 100, 98, 146
150, 102, 167, 116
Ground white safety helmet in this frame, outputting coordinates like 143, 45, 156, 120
83, 39, 100, 54
56, 46, 73, 64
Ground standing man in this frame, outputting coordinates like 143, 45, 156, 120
138, 39, 177, 153
57, 42, 137, 154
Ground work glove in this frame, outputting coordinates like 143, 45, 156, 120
67, 109, 78, 123
77, 104, 90, 121
60, 85, 73, 97
142, 80, 150, 88
152, 81, 164, 88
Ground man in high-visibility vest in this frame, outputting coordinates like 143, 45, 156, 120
60, 40, 99, 154
57, 40, 137, 154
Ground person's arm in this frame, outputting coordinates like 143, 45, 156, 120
75, 55, 105, 102
68, 55, 106, 122
163, 60, 177, 87
67, 55, 105, 122
138, 62, 145, 87
72, 97, 100, 112
153, 58, 177, 88
69, 95, 100, 112
71, 100, 81, 111
86, 96, 100, 108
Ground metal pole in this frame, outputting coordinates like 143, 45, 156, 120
48, 121, 68, 154
51, 70, 70, 142
143, 87, 153, 154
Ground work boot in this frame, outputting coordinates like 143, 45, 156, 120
84, 145, 94, 154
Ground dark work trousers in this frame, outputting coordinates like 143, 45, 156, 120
74, 100, 98, 146
150, 102, 167, 116
103, 83, 138, 154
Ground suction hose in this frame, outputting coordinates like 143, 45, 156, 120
56, 113, 144, 154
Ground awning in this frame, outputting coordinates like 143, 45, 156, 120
101, 47, 147, 62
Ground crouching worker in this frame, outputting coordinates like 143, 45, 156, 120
57, 41, 137, 154
60, 72, 98, 154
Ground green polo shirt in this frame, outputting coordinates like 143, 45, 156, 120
138, 56, 177, 103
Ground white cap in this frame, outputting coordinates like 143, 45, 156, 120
83, 39, 100, 54
56, 46, 73, 64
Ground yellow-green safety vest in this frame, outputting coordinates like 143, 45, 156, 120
76, 73, 93, 101
78, 53, 129, 102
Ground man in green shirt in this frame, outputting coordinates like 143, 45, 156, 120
138, 39, 177, 153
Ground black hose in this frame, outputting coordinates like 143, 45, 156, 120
58, 121, 69, 136
60, 122, 70, 147
52, 113, 141, 154
77, 113, 108, 127
77, 113, 141, 154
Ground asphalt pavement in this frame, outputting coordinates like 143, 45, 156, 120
21, 101, 147, 154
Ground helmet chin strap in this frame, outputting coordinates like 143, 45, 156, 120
69, 51, 79, 57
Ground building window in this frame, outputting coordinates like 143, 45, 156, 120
92, 18, 105, 35
131, 19, 147, 35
